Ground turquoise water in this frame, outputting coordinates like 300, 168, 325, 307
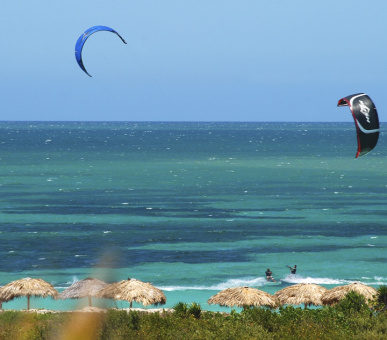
0, 122, 386, 312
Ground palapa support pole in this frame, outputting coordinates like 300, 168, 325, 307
88, 296, 92, 307
27, 295, 30, 310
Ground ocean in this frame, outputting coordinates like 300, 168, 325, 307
0, 121, 386, 312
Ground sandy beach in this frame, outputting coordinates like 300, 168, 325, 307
0, 306, 175, 314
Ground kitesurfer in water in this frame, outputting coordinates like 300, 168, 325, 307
265, 268, 276, 282
287, 265, 297, 274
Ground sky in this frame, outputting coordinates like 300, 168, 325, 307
1, 0, 387, 122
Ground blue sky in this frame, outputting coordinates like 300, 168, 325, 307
1, 1, 386, 122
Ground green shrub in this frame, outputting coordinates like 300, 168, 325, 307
99, 309, 140, 339
335, 291, 369, 315
173, 301, 189, 317
187, 302, 202, 319
2, 302, 387, 339
242, 307, 279, 332
173, 302, 202, 319
375, 285, 387, 311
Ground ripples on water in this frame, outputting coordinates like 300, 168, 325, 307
0, 122, 386, 292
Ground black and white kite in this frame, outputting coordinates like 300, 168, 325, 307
337, 93, 379, 158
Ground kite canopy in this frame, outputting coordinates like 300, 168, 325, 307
75, 25, 127, 77
337, 93, 379, 158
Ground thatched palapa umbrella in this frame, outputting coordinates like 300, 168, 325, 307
58, 277, 108, 306
96, 278, 166, 308
322, 282, 377, 305
208, 286, 277, 309
274, 283, 327, 307
0, 277, 58, 310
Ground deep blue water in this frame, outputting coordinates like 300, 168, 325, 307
0, 121, 386, 310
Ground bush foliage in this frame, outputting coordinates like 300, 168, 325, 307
1, 291, 387, 339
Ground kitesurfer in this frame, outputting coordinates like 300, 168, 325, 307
286, 265, 297, 274
265, 268, 275, 282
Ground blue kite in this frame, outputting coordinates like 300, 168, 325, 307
75, 26, 127, 77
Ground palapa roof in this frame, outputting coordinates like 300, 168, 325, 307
0, 277, 58, 302
58, 277, 108, 300
274, 283, 327, 306
96, 278, 166, 306
208, 286, 277, 308
321, 282, 377, 305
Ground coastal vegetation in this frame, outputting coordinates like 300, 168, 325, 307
0, 290, 387, 339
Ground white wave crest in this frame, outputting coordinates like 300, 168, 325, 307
209, 277, 268, 290
371, 276, 387, 285
161, 277, 276, 292
159, 275, 387, 292
281, 274, 351, 285
65, 276, 80, 285
160, 277, 266, 291
281, 274, 387, 286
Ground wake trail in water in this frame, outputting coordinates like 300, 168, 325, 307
159, 275, 387, 291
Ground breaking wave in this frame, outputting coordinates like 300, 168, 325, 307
159, 275, 386, 292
